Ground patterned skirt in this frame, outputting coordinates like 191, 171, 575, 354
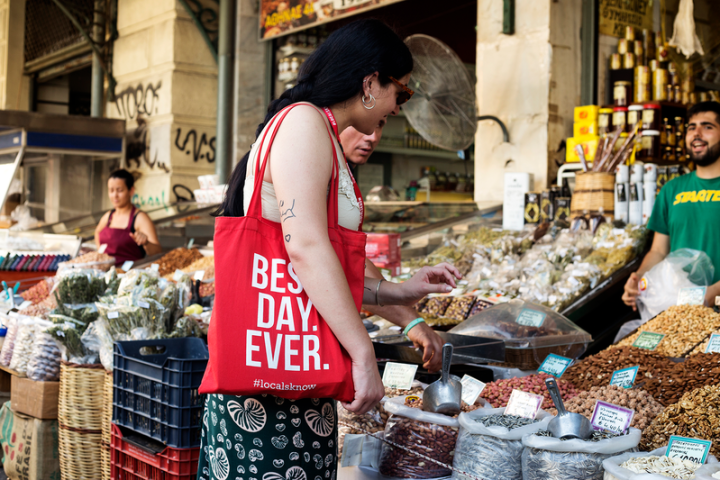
197, 394, 338, 480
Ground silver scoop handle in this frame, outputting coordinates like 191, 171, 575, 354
545, 377, 567, 415
441, 343, 453, 384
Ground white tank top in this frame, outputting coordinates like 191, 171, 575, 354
243, 105, 362, 231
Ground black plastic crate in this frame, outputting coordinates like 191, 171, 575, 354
113, 338, 208, 448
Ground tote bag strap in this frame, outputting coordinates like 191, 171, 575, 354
246, 103, 342, 229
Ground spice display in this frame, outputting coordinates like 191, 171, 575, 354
641, 385, 720, 457
444, 296, 476, 322
404, 395, 482, 414
421, 296, 454, 317
385, 386, 424, 398
59, 252, 115, 271
472, 414, 538, 429
643, 353, 720, 406
615, 305, 720, 357
26, 330, 61, 381
379, 416, 458, 478
544, 385, 664, 431
54, 269, 107, 305
563, 346, 677, 390
534, 429, 623, 441
479, 373, 578, 410
20, 279, 53, 303
163, 256, 215, 280
154, 247, 203, 277
619, 455, 701, 479
17, 303, 51, 319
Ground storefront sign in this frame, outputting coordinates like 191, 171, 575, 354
504, 389, 543, 419
677, 286, 707, 306
705, 334, 720, 354
537, 354, 572, 378
666, 436, 712, 464
599, 0, 654, 38
516, 309, 546, 327
381, 362, 418, 390
609, 365, 639, 389
591, 400, 635, 434
260, 0, 407, 40
460, 374, 486, 406
632, 331, 665, 351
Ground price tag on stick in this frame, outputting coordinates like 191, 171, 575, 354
632, 331, 665, 351
194, 270, 205, 281
381, 362, 418, 390
460, 375, 486, 406
666, 436, 712, 464
537, 354, 573, 378
504, 389, 543, 419
609, 366, 639, 389
677, 286, 707, 306
591, 401, 634, 434
705, 334, 720, 354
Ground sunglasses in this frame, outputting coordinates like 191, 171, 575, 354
389, 76, 414, 105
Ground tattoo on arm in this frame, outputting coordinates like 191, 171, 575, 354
279, 199, 297, 222
285, 234, 291, 243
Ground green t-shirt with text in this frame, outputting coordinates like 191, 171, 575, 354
647, 171, 720, 284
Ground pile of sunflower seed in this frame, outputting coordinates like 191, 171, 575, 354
473, 414, 539, 429
618, 455, 701, 479
534, 429, 623, 442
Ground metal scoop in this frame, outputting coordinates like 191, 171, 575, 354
546, 377, 593, 440
422, 343, 462, 415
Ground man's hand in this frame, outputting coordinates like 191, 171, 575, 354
622, 272, 641, 311
406, 323, 443, 372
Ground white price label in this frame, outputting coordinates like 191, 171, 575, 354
591, 401, 634, 434
187, 238, 195, 249
138, 301, 150, 309
609, 366, 639, 389
108, 311, 119, 319
516, 309, 546, 327
150, 263, 159, 272
504, 389, 543, 419
194, 270, 205, 281
121, 261, 134, 271
18, 301, 32, 311
460, 375, 486, 406
677, 286, 707, 306
173, 269, 184, 281
705, 334, 720, 354
98, 244, 108, 254
381, 362, 418, 390
666, 436, 712, 464
537, 354, 572, 378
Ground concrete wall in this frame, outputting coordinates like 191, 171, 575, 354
108, 0, 218, 208
474, 0, 581, 202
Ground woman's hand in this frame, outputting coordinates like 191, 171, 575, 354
388, 263, 462, 306
342, 355, 385, 415
406, 323, 443, 372
622, 272, 640, 311
129, 231, 148, 246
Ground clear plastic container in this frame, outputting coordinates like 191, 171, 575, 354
449, 299, 592, 369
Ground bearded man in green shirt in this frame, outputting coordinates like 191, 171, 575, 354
623, 101, 720, 310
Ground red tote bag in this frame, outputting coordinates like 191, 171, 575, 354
199, 105, 366, 402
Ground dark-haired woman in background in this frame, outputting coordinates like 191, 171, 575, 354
197, 19, 460, 480
94, 169, 162, 264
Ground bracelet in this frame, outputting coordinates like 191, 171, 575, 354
403, 318, 426, 336
375, 279, 384, 307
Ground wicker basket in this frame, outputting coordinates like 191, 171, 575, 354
101, 442, 111, 480
102, 371, 113, 445
571, 172, 615, 215
58, 362, 106, 480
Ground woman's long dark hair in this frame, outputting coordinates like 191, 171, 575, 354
216, 19, 413, 217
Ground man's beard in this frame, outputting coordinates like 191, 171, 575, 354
688, 140, 720, 167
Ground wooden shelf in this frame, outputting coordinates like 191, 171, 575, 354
375, 145, 464, 160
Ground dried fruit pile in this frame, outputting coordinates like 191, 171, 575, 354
614, 305, 720, 357
563, 346, 676, 391
641, 384, 720, 457
479, 373, 578, 410
643, 353, 720, 406
154, 247, 203, 277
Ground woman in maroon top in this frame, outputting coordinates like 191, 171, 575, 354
94, 169, 162, 264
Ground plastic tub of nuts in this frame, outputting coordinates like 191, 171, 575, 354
450, 299, 592, 370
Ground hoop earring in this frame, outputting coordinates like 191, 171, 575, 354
362, 94, 376, 110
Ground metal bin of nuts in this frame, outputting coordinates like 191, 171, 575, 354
450, 299, 592, 370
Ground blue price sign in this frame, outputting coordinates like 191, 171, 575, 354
537, 354, 573, 378
667, 436, 712, 464
609, 366, 639, 389
516, 309, 546, 327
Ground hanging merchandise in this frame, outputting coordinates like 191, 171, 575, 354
614, 165, 629, 223
668, 0, 705, 58
628, 163, 644, 225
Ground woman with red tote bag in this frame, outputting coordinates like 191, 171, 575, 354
197, 20, 461, 480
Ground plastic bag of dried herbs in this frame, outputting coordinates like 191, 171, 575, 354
602, 446, 717, 480
81, 319, 114, 371
521, 428, 641, 480
96, 298, 167, 340
378, 395, 460, 479
117, 269, 159, 298
50, 303, 98, 329
452, 408, 552, 480
53, 268, 107, 305
45, 321, 87, 361
104, 266, 121, 295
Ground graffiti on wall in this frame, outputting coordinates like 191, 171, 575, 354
115, 81, 162, 120
174, 128, 216, 163
133, 190, 169, 210
126, 117, 170, 172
